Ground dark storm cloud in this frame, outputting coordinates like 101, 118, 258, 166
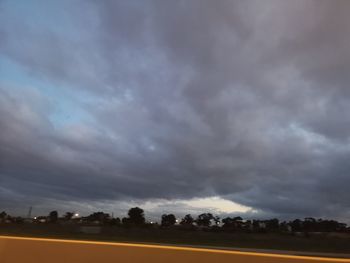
1, 0, 350, 220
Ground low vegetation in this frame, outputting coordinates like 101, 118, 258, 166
1, 209, 349, 254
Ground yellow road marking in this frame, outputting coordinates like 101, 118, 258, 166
0, 235, 349, 262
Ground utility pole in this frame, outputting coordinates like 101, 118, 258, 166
27, 206, 32, 219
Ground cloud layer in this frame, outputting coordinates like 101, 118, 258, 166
1, 0, 350, 221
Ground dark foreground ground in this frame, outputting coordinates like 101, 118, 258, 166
2, 236, 350, 263
0, 224, 349, 255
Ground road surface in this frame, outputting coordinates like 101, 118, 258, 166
0, 235, 349, 263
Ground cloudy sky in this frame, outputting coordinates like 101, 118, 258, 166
1, 0, 350, 222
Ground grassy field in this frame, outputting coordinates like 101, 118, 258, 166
1, 224, 349, 254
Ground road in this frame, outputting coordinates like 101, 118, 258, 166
0, 236, 349, 263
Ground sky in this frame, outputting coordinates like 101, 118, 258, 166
1, 0, 350, 222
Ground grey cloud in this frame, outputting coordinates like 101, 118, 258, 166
1, 0, 350, 221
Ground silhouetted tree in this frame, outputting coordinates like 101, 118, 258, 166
252, 220, 265, 232
87, 212, 110, 224
222, 216, 243, 230
233, 217, 243, 229
161, 214, 176, 227
48, 211, 58, 223
64, 212, 74, 220
196, 213, 214, 227
290, 219, 303, 232
122, 217, 130, 225
213, 216, 220, 226
304, 217, 317, 233
279, 221, 290, 232
14, 216, 24, 224
110, 217, 121, 226
336, 222, 347, 232
222, 217, 234, 228
244, 220, 252, 231
0, 211, 7, 219
0, 211, 8, 223
266, 218, 279, 231
180, 214, 194, 226
127, 207, 145, 225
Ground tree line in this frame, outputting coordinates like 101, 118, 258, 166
0, 209, 348, 233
